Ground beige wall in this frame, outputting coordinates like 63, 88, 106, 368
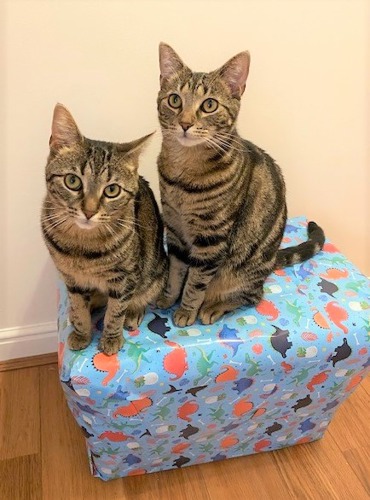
1, 1, 369, 343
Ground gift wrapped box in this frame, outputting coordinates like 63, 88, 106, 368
58, 216, 370, 481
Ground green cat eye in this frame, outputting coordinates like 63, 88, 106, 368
64, 174, 82, 191
168, 94, 182, 109
104, 184, 121, 198
201, 98, 219, 113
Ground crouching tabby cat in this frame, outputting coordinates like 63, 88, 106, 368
156, 43, 325, 327
41, 104, 168, 355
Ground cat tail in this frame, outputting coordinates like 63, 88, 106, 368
274, 221, 325, 269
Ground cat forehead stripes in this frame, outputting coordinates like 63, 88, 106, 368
80, 143, 114, 179
179, 74, 209, 96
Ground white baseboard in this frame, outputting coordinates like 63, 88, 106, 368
0, 321, 58, 361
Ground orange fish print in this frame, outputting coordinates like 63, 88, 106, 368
233, 398, 254, 417
163, 341, 188, 380
345, 373, 363, 392
98, 431, 132, 442
320, 268, 349, 280
220, 435, 239, 448
92, 352, 120, 386
251, 407, 267, 419
177, 400, 199, 422
256, 300, 279, 320
325, 301, 348, 334
281, 361, 293, 374
171, 442, 191, 454
323, 243, 339, 253
128, 468, 146, 476
306, 370, 330, 392
113, 396, 152, 418
326, 332, 334, 343
254, 439, 271, 453
274, 269, 287, 277
215, 365, 239, 383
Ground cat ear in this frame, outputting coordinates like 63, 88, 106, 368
217, 51, 250, 98
118, 132, 155, 171
50, 103, 83, 151
159, 43, 188, 84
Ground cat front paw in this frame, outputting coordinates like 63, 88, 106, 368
99, 335, 124, 356
124, 308, 145, 331
68, 331, 92, 351
199, 304, 225, 325
173, 307, 197, 327
156, 294, 176, 310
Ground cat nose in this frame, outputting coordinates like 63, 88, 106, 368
83, 209, 97, 220
180, 122, 193, 132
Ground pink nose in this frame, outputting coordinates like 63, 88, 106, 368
83, 210, 97, 220
180, 122, 193, 132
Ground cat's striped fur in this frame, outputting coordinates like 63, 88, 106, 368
41, 104, 168, 355
156, 43, 325, 327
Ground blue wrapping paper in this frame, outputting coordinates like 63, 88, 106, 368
58, 216, 370, 480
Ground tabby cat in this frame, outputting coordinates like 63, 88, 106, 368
41, 104, 168, 355
156, 43, 325, 327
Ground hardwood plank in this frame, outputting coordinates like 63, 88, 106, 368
272, 433, 369, 499
344, 446, 370, 495
0, 454, 41, 500
362, 373, 370, 394
328, 382, 370, 451
121, 466, 211, 500
0, 352, 57, 372
201, 452, 294, 500
0, 367, 40, 460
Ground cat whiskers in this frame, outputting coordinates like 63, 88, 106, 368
100, 222, 116, 238
42, 215, 70, 231
204, 136, 232, 156
116, 218, 146, 231
212, 133, 246, 154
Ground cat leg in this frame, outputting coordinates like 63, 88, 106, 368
99, 282, 135, 355
157, 254, 188, 309
99, 296, 126, 355
67, 286, 93, 351
124, 306, 145, 331
173, 265, 218, 327
198, 268, 265, 324
199, 299, 244, 325
198, 286, 264, 325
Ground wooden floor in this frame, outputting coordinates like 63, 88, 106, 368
0, 363, 369, 500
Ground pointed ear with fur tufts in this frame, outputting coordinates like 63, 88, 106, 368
159, 42, 189, 85
49, 103, 83, 151
216, 51, 251, 98
118, 132, 155, 171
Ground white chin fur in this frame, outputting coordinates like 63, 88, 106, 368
176, 136, 205, 147
75, 219, 96, 230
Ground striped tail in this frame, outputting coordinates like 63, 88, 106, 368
275, 221, 325, 269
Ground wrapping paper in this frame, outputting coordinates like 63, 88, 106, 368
58, 217, 370, 481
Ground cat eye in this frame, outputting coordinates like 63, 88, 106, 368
104, 184, 121, 198
201, 98, 219, 113
64, 174, 82, 191
168, 94, 182, 109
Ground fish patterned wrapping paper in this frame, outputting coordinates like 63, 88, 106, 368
58, 217, 370, 481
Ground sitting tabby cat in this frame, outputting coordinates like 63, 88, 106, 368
156, 43, 325, 327
41, 104, 168, 355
